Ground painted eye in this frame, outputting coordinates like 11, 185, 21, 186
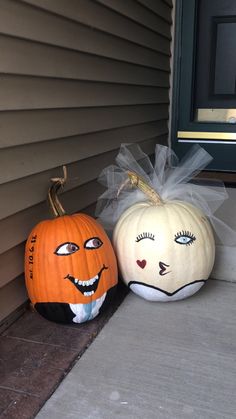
135, 232, 155, 242
175, 231, 196, 246
54, 242, 79, 256
84, 237, 103, 249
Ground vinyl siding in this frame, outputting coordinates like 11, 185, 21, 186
0, 0, 172, 324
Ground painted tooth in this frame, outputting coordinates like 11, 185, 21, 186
76, 275, 99, 287
84, 291, 94, 297
91, 275, 98, 284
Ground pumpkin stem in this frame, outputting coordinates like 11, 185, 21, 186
119, 170, 163, 205
48, 166, 67, 217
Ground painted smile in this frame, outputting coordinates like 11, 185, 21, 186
65, 265, 108, 297
159, 261, 170, 276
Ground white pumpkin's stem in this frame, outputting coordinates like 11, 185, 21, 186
48, 166, 67, 217
118, 170, 163, 205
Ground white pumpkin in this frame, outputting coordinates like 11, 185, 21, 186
113, 173, 215, 302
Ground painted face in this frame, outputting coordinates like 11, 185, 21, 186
25, 214, 118, 323
113, 201, 215, 301
55, 236, 108, 299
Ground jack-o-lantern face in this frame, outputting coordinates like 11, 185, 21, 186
113, 200, 215, 302
25, 213, 118, 323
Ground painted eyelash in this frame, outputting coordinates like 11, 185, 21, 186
135, 232, 155, 242
174, 230, 196, 244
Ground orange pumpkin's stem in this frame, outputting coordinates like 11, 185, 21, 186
118, 170, 163, 205
48, 166, 67, 217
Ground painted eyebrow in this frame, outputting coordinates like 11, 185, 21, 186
135, 232, 155, 242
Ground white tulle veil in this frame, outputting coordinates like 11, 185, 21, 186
95, 143, 236, 246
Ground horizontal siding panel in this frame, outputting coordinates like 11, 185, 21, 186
0, 0, 170, 59
0, 121, 168, 217
0, 134, 168, 256
1, 119, 168, 182
138, 0, 172, 23
97, 0, 171, 38
23, 0, 171, 52
0, 76, 169, 111
0, 135, 168, 287
163, 0, 173, 7
0, 37, 167, 77
0, 35, 170, 86
0, 275, 28, 323
0, 104, 168, 148
0, 34, 168, 74
0, 245, 25, 289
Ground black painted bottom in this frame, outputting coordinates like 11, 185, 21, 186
35, 286, 117, 324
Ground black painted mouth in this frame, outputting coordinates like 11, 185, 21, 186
128, 279, 206, 297
65, 265, 108, 297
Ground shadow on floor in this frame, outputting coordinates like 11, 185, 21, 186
0, 282, 128, 419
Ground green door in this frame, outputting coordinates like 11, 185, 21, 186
171, 0, 236, 171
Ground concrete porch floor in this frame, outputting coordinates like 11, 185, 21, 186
0, 283, 128, 418
35, 279, 236, 419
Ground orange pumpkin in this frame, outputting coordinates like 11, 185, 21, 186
24, 168, 118, 324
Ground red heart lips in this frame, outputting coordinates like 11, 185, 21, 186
136, 259, 146, 269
